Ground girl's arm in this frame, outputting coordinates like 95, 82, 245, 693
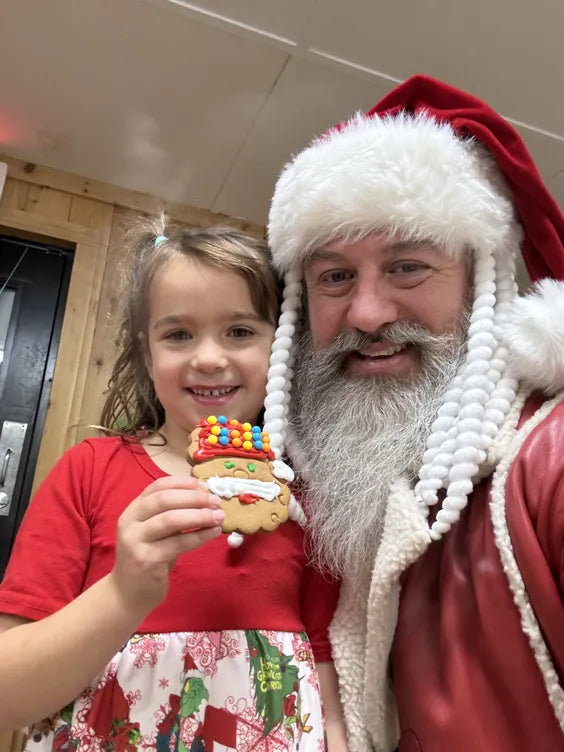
0, 573, 148, 730
317, 661, 349, 752
0, 475, 223, 731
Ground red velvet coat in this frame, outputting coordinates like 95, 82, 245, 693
392, 396, 564, 751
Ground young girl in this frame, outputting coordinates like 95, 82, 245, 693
0, 220, 346, 751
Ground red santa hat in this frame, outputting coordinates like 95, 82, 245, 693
263, 74, 564, 540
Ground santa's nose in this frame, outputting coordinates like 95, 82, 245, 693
345, 282, 399, 334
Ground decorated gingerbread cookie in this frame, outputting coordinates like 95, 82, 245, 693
186, 416, 302, 546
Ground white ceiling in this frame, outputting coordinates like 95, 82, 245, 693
1, 0, 563, 226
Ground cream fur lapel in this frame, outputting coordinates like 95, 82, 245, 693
331, 478, 432, 752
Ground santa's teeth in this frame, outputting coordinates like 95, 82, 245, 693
359, 343, 406, 357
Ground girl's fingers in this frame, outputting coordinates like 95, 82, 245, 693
150, 525, 224, 560
141, 475, 202, 494
132, 488, 222, 523
141, 507, 225, 542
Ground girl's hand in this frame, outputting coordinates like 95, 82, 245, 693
112, 475, 224, 612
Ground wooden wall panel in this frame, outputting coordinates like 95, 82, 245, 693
1, 154, 264, 238
75, 206, 132, 442
32, 202, 114, 488
0, 179, 29, 211
25, 185, 72, 221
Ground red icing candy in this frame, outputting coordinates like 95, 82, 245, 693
193, 418, 275, 462
239, 493, 259, 505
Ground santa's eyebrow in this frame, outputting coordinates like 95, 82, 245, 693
305, 238, 440, 266
305, 248, 346, 266
385, 238, 440, 253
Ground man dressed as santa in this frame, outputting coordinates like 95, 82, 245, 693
261, 75, 564, 751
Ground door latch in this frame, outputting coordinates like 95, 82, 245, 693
0, 421, 28, 516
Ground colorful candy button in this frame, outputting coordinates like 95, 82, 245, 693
210, 425, 221, 435
242, 440, 253, 451
230, 429, 240, 438
207, 435, 218, 445
219, 436, 229, 446
219, 427, 229, 435
242, 422, 252, 431
242, 431, 252, 440
253, 441, 263, 450
229, 419, 239, 426
207, 415, 218, 425
218, 415, 227, 424
232, 438, 242, 448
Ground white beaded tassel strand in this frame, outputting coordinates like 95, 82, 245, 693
412, 247, 497, 538
263, 269, 303, 459
415, 248, 495, 509
228, 269, 302, 549
479, 245, 519, 451
429, 247, 499, 538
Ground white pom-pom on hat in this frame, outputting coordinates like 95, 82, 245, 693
500, 279, 564, 395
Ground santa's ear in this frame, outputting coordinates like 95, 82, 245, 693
500, 279, 564, 395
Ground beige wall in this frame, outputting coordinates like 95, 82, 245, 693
0, 155, 263, 748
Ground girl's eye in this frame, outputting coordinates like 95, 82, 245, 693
165, 330, 190, 341
229, 327, 254, 339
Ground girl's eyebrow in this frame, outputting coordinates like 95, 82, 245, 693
153, 314, 184, 329
153, 311, 264, 329
226, 310, 265, 322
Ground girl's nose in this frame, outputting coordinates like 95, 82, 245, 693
191, 340, 228, 373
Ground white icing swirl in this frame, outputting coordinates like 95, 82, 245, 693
207, 476, 281, 501
271, 459, 294, 482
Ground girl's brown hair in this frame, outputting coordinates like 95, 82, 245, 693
100, 216, 281, 436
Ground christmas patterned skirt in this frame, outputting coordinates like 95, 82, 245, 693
24, 630, 326, 751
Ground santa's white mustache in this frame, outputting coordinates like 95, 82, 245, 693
308, 321, 462, 367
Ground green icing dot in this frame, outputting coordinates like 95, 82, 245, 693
247, 463, 255, 472
224, 461, 235, 469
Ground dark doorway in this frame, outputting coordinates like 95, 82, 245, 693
0, 235, 73, 577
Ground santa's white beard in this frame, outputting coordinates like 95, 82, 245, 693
290, 321, 467, 582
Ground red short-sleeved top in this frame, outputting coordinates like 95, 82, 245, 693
0, 436, 339, 661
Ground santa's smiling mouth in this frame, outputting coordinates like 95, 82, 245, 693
354, 343, 408, 359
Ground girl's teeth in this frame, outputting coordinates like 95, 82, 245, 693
192, 387, 234, 397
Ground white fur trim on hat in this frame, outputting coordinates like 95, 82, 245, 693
269, 111, 521, 270
500, 279, 564, 394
